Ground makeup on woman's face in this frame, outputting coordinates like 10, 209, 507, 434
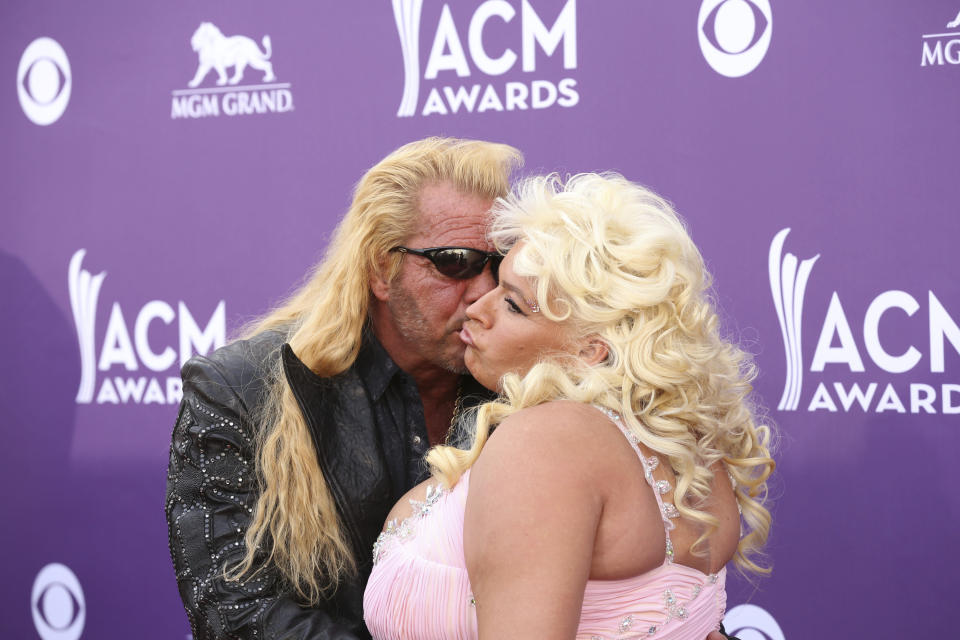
460, 247, 577, 391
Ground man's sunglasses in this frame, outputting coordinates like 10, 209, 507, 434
391, 246, 502, 281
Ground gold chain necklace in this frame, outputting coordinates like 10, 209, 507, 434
446, 377, 464, 444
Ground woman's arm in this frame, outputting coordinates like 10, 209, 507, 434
463, 402, 606, 639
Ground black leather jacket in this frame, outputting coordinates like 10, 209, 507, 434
165, 330, 484, 639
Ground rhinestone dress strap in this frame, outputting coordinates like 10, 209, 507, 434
597, 407, 678, 564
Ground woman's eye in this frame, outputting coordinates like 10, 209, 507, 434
505, 296, 524, 315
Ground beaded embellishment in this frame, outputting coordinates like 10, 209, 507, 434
596, 407, 720, 638
597, 408, 680, 531
372, 483, 447, 564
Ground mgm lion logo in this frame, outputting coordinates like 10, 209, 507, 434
187, 22, 276, 88
948, 8, 960, 28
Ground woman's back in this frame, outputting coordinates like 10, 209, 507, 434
364, 401, 739, 639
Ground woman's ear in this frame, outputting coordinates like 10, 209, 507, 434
579, 336, 609, 366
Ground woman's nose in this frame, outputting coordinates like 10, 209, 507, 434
466, 289, 495, 327
463, 263, 497, 305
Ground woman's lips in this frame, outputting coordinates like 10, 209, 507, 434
459, 325, 475, 347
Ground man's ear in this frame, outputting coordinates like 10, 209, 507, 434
579, 336, 609, 366
370, 258, 391, 302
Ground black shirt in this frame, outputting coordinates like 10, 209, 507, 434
352, 332, 494, 502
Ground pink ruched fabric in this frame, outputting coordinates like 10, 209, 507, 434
363, 468, 726, 640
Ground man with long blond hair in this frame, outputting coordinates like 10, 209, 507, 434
166, 138, 521, 639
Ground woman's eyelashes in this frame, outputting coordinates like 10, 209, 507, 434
504, 296, 525, 315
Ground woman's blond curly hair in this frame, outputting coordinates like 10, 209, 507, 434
427, 173, 775, 575
226, 137, 522, 603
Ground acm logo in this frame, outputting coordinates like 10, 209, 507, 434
69, 250, 226, 405
769, 229, 960, 414
394, 0, 579, 117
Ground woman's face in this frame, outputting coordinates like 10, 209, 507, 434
460, 246, 580, 391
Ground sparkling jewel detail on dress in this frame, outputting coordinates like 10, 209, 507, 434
661, 502, 680, 519
663, 588, 688, 623
596, 406, 719, 638
372, 483, 447, 564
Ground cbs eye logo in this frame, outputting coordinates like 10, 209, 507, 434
18, 37, 72, 125
724, 604, 785, 640
31, 563, 85, 640
698, 0, 772, 78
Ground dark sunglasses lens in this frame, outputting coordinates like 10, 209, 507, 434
489, 255, 503, 283
432, 249, 488, 279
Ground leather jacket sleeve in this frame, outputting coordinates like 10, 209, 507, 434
165, 350, 367, 640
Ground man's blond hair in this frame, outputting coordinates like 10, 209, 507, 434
227, 137, 522, 603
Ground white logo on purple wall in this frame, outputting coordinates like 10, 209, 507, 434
69, 249, 106, 403
17, 37, 72, 126
187, 22, 275, 87
68, 249, 227, 405
393, 0, 580, 117
920, 9, 960, 67
32, 563, 85, 640
171, 22, 293, 119
394, 0, 425, 117
723, 604, 785, 640
768, 231, 960, 414
768, 228, 819, 411
698, 0, 772, 78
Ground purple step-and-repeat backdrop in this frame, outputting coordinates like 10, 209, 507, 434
3, 1, 958, 638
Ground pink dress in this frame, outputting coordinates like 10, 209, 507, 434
363, 411, 727, 639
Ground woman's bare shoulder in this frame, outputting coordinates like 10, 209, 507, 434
475, 401, 627, 489
494, 400, 616, 443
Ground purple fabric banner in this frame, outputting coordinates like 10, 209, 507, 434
3, 1, 958, 638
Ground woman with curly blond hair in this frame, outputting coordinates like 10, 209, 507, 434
363, 173, 775, 640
